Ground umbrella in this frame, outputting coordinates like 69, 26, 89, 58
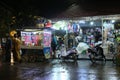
76, 42, 89, 54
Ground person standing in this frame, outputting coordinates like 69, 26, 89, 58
5, 34, 12, 62
51, 34, 57, 58
57, 37, 64, 50
12, 33, 22, 63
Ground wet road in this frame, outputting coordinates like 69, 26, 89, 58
0, 60, 120, 80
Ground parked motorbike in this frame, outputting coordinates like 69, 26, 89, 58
87, 44, 106, 64
57, 44, 78, 61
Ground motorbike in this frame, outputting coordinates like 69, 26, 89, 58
87, 44, 106, 64
57, 44, 78, 61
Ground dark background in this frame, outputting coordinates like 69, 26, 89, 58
0, 0, 120, 18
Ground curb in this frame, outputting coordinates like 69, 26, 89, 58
53, 58, 113, 61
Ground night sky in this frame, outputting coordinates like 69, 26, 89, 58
0, 0, 120, 18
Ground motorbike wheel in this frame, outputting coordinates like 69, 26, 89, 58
113, 54, 117, 64
58, 54, 61, 59
89, 54, 96, 63
113, 54, 120, 66
100, 56, 106, 64
73, 54, 78, 61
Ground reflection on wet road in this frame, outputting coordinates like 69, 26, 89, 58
0, 60, 120, 80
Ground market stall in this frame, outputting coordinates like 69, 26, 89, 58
20, 29, 52, 62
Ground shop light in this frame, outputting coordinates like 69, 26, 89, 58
52, 21, 67, 30
111, 20, 115, 23
79, 20, 85, 24
90, 21, 94, 25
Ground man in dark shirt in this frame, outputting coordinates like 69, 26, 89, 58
51, 34, 57, 58
5, 34, 12, 62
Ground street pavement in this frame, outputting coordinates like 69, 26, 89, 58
0, 48, 119, 80
0, 60, 120, 80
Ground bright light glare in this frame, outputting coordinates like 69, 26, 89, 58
79, 20, 85, 24
90, 21, 94, 25
52, 21, 67, 30
51, 67, 70, 80
111, 20, 115, 23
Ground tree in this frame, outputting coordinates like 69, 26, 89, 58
0, 6, 13, 37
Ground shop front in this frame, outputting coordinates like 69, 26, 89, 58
52, 19, 102, 49
51, 14, 120, 55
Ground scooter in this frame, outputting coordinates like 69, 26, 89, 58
57, 44, 78, 61
87, 44, 106, 64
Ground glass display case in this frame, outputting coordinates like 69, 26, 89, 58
21, 30, 44, 49
20, 29, 52, 59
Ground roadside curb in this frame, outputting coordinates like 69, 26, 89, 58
54, 58, 113, 61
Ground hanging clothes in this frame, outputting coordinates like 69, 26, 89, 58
72, 23, 80, 33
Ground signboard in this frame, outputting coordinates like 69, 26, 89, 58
43, 30, 52, 59
43, 47, 51, 59
43, 30, 52, 47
